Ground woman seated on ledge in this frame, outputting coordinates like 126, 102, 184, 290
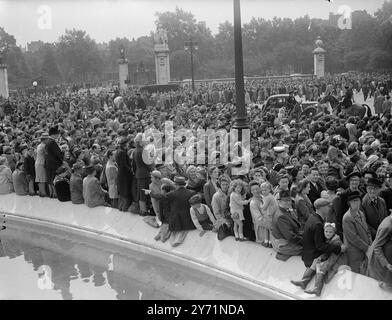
12, 161, 30, 196
82, 164, 110, 208
0, 156, 14, 195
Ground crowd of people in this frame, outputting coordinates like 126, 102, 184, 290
1, 71, 392, 297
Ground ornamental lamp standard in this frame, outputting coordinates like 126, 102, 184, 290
32, 81, 38, 96
184, 38, 198, 92
233, 0, 249, 134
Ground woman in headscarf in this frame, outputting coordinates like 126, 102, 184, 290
0, 156, 14, 194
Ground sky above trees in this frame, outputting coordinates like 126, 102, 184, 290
0, 0, 387, 46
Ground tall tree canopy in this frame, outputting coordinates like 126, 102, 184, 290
1, 2, 392, 88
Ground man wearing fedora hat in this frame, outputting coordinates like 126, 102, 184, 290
362, 177, 388, 240
45, 125, 63, 198
271, 190, 303, 261
343, 190, 373, 274
146, 176, 196, 247
332, 171, 364, 237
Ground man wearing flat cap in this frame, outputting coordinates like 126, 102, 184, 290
362, 177, 388, 240
292, 198, 342, 294
342, 190, 373, 274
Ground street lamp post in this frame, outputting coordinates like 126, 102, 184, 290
33, 81, 38, 96
184, 38, 198, 92
233, 0, 248, 131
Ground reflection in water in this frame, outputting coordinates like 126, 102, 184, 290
0, 222, 258, 300
0, 226, 169, 300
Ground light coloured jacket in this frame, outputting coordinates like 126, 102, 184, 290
0, 165, 14, 194
105, 160, 118, 199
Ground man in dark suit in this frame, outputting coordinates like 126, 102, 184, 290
307, 167, 324, 205
343, 191, 373, 274
291, 198, 342, 295
45, 126, 63, 198
147, 176, 196, 247
271, 190, 303, 261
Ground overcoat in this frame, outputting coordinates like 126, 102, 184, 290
44, 138, 63, 171
271, 206, 303, 245
362, 194, 388, 239
367, 215, 392, 284
342, 209, 373, 274
115, 148, 133, 198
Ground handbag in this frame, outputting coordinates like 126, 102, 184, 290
217, 223, 233, 241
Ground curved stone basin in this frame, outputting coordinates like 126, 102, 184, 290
0, 193, 391, 300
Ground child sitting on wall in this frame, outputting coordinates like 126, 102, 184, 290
291, 222, 345, 296
189, 194, 217, 237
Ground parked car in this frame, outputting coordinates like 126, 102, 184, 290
261, 94, 318, 116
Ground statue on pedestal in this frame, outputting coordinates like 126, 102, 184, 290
154, 24, 168, 45
315, 36, 324, 50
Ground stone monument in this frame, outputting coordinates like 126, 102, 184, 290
312, 36, 326, 78
153, 24, 170, 85
0, 44, 9, 99
118, 46, 129, 90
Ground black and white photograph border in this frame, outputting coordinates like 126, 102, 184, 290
0, 0, 391, 302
